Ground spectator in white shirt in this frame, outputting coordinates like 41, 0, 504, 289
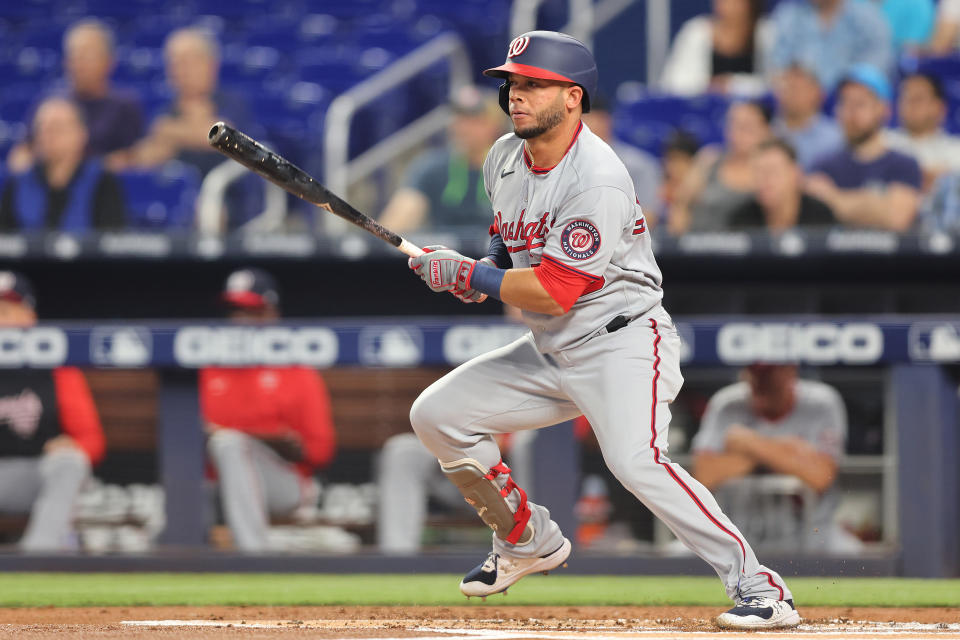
659, 0, 772, 97
885, 73, 960, 192
928, 0, 960, 54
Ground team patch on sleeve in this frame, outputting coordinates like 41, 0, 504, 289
559, 219, 601, 260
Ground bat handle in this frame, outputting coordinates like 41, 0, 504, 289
397, 239, 424, 258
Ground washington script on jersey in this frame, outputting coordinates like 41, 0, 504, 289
494, 209, 551, 252
173, 326, 338, 367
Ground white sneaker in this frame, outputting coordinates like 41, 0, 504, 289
459, 537, 571, 597
716, 596, 801, 629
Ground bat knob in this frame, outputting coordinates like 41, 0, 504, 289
208, 122, 228, 145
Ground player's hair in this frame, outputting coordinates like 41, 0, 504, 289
756, 137, 798, 163
663, 130, 701, 158
903, 72, 945, 103
164, 26, 221, 62
63, 18, 115, 55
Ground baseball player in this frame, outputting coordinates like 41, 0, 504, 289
0, 271, 105, 550
406, 31, 799, 629
200, 268, 336, 551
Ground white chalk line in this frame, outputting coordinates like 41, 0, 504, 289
120, 618, 960, 638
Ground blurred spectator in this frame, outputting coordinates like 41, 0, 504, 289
771, 63, 844, 170
659, 0, 772, 97
379, 86, 504, 235
768, 0, 893, 91
377, 431, 535, 554
0, 271, 105, 551
886, 73, 960, 191
807, 65, 922, 231
691, 364, 857, 552
927, 0, 960, 54
130, 27, 249, 176
919, 171, 960, 233
581, 96, 662, 224
859, 0, 934, 54
6, 19, 145, 173
730, 138, 835, 231
200, 268, 336, 552
669, 101, 771, 234
658, 131, 701, 223
0, 97, 126, 232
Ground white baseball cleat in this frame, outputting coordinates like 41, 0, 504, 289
459, 537, 571, 597
715, 596, 802, 629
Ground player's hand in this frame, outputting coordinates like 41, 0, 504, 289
43, 435, 80, 455
452, 258, 494, 304
408, 247, 476, 294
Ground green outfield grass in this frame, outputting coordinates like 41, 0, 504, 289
0, 574, 958, 608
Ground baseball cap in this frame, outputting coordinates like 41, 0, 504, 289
222, 267, 279, 308
0, 271, 36, 309
839, 64, 893, 102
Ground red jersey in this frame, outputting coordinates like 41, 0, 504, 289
199, 367, 336, 475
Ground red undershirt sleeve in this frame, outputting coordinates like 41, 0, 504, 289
53, 367, 106, 465
533, 255, 600, 313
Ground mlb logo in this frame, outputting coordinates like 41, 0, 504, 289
358, 326, 424, 366
90, 327, 153, 366
908, 322, 960, 362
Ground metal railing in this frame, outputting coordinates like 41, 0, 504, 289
322, 32, 473, 231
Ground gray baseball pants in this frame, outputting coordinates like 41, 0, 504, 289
0, 448, 90, 551
207, 429, 304, 552
410, 306, 792, 601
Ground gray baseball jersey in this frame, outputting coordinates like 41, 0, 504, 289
482, 122, 663, 353
692, 380, 846, 460
692, 379, 848, 550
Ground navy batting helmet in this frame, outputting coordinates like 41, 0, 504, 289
483, 31, 598, 114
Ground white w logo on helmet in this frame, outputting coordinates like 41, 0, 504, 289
507, 36, 530, 58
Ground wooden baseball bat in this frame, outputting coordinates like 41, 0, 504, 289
207, 121, 423, 258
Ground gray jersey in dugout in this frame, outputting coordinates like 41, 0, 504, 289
691, 379, 849, 550
482, 122, 664, 353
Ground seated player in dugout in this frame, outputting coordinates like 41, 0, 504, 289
379, 86, 506, 234
0, 97, 127, 232
0, 271, 105, 551
691, 363, 861, 553
200, 268, 336, 552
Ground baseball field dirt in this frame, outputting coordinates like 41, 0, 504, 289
1, 605, 960, 639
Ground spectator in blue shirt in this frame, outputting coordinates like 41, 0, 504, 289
859, 0, 934, 55
771, 63, 844, 170
806, 65, 922, 232
0, 98, 126, 232
768, 0, 893, 91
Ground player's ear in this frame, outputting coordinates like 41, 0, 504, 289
565, 85, 583, 112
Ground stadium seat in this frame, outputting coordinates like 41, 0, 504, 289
118, 163, 202, 229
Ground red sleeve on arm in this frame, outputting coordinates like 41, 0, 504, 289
533, 255, 602, 313
53, 367, 106, 465
293, 369, 337, 471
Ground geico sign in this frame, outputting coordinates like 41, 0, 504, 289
174, 327, 338, 367
0, 328, 68, 367
717, 323, 883, 365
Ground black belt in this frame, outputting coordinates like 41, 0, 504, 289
605, 315, 630, 334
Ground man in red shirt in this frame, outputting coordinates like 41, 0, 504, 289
200, 268, 336, 551
0, 272, 105, 550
